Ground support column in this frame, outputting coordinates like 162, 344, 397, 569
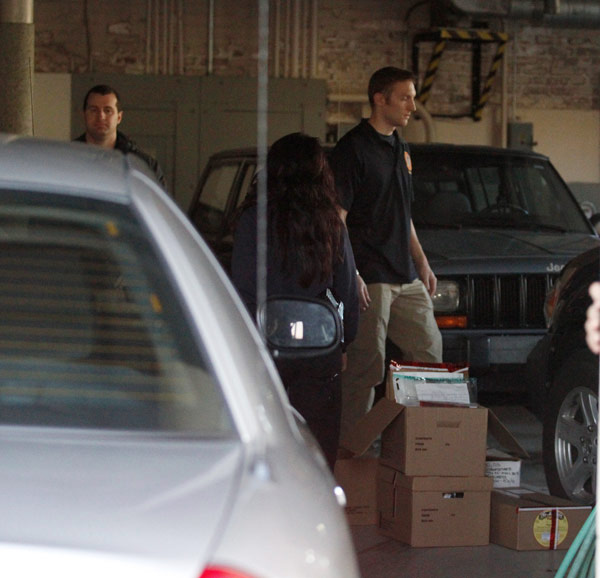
0, 1, 34, 135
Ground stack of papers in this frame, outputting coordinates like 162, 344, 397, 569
387, 361, 473, 406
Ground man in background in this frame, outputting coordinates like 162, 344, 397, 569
74, 84, 166, 189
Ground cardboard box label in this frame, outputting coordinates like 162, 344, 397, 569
533, 509, 568, 549
485, 451, 521, 488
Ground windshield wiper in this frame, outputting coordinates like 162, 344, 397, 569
512, 222, 568, 233
414, 221, 463, 230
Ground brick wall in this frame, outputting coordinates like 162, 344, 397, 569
34, 0, 600, 114
512, 23, 600, 110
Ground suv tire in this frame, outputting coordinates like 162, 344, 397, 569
542, 351, 598, 505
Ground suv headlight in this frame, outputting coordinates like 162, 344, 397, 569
432, 280, 466, 329
432, 280, 460, 313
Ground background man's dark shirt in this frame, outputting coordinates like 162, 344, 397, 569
74, 131, 166, 189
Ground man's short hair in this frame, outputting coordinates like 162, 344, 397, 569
83, 84, 122, 111
368, 67, 416, 106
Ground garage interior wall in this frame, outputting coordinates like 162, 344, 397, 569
31, 0, 600, 212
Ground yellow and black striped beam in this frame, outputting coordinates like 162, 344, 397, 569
473, 35, 508, 120
412, 28, 509, 119
417, 37, 446, 106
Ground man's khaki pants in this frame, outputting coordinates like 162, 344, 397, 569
340, 279, 443, 444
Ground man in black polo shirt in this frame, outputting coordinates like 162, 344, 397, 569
329, 67, 442, 443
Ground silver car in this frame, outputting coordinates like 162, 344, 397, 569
0, 135, 360, 578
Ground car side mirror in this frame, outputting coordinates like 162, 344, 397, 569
257, 296, 342, 359
589, 212, 600, 235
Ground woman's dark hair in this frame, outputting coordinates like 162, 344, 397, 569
240, 132, 344, 287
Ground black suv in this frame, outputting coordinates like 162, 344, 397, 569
528, 247, 599, 504
188, 143, 600, 392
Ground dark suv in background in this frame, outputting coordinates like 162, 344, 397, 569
188, 143, 600, 393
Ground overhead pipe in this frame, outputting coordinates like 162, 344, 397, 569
444, 0, 600, 28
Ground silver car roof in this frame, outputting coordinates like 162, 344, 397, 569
0, 133, 158, 200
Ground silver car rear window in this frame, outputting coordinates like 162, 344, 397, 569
0, 191, 233, 435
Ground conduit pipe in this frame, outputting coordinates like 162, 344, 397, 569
145, 0, 185, 75
415, 100, 437, 142
274, 0, 319, 78
292, 0, 300, 77
274, 0, 281, 77
162, 0, 168, 74
146, 0, 152, 73
328, 93, 437, 143
207, 0, 214, 74
311, 0, 318, 77
177, 0, 183, 74
284, 0, 291, 77
168, 0, 174, 75
301, 0, 308, 77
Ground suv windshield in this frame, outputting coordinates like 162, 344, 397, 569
411, 150, 591, 233
0, 191, 232, 435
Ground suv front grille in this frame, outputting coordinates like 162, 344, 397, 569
468, 274, 556, 329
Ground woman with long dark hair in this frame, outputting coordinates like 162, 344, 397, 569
231, 132, 359, 470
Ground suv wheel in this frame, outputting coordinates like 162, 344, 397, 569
542, 353, 598, 505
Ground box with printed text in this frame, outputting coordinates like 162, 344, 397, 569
380, 403, 488, 476
377, 464, 493, 547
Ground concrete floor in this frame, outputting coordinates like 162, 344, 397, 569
350, 403, 571, 578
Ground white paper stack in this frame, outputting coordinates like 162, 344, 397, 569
388, 363, 473, 406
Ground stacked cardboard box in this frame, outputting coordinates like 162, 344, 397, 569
378, 466, 493, 547
335, 362, 530, 548
376, 397, 492, 547
490, 488, 593, 550
333, 456, 379, 525
334, 363, 594, 551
